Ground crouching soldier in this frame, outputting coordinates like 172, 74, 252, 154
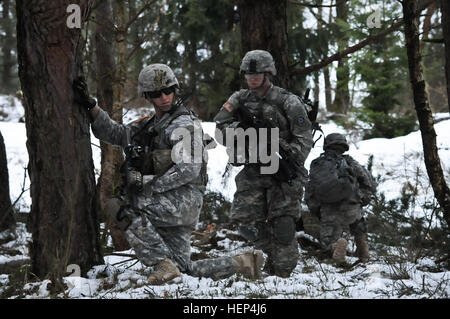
305, 133, 376, 263
73, 64, 264, 285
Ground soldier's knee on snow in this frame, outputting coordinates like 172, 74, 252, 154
270, 256, 297, 278
272, 216, 296, 245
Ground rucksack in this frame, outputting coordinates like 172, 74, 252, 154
309, 153, 358, 204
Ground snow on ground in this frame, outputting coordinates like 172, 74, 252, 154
3, 229, 449, 299
1, 95, 450, 299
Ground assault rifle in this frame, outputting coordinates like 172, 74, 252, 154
236, 106, 302, 184
302, 88, 323, 146
122, 131, 144, 209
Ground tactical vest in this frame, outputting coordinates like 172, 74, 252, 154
131, 104, 209, 186
236, 86, 299, 142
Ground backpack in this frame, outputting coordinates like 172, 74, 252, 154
309, 153, 358, 204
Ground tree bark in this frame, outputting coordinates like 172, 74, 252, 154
324, 1, 333, 111
441, 0, 450, 113
1, 0, 15, 94
0, 130, 15, 232
16, 0, 103, 280
330, 0, 350, 113
402, 0, 450, 227
95, 0, 130, 251
238, 0, 291, 89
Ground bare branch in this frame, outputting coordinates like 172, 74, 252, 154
290, 0, 437, 77
124, 0, 158, 31
290, 20, 404, 76
126, 15, 161, 62
289, 0, 346, 8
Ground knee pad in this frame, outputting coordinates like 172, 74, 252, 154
272, 216, 296, 245
350, 217, 367, 235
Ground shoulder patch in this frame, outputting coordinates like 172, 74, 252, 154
298, 116, 305, 126
223, 102, 234, 113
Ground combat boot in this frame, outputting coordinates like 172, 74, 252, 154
232, 250, 265, 280
147, 258, 181, 285
331, 238, 348, 263
355, 234, 370, 262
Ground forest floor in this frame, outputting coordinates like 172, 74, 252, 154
0, 221, 449, 299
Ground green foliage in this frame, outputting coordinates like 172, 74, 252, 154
199, 191, 231, 226
144, 0, 240, 120
355, 108, 418, 139
366, 176, 449, 269
348, 0, 416, 138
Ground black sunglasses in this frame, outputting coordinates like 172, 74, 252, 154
144, 86, 176, 99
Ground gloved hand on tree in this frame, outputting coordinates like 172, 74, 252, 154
73, 76, 97, 111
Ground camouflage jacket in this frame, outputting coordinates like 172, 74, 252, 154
214, 84, 313, 179
91, 104, 207, 195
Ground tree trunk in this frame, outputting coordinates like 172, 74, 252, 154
441, 0, 450, 113
331, 0, 350, 114
114, 0, 128, 107
402, 0, 450, 227
0, 130, 15, 232
1, 0, 15, 94
238, 0, 290, 89
16, 0, 103, 281
95, 0, 130, 251
325, 1, 333, 110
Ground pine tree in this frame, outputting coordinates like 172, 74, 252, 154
16, 0, 103, 283
351, 0, 416, 138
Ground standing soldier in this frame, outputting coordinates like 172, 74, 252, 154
305, 133, 377, 263
73, 64, 264, 285
214, 50, 313, 277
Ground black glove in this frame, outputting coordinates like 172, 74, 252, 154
127, 170, 143, 192
73, 76, 97, 111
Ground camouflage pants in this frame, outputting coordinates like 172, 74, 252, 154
231, 166, 303, 277
125, 185, 236, 279
319, 202, 367, 249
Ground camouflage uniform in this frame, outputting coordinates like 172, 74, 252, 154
91, 65, 237, 280
305, 134, 377, 251
214, 50, 313, 277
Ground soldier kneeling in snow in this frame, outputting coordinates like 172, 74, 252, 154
305, 133, 376, 263
73, 64, 264, 285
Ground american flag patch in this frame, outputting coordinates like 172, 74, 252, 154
223, 102, 233, 113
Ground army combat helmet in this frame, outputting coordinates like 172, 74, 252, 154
138, 64, 179, 98
240, 50, 277, 76
323, 133, 349, 152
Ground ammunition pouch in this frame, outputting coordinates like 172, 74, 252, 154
152, 149, 174, 175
